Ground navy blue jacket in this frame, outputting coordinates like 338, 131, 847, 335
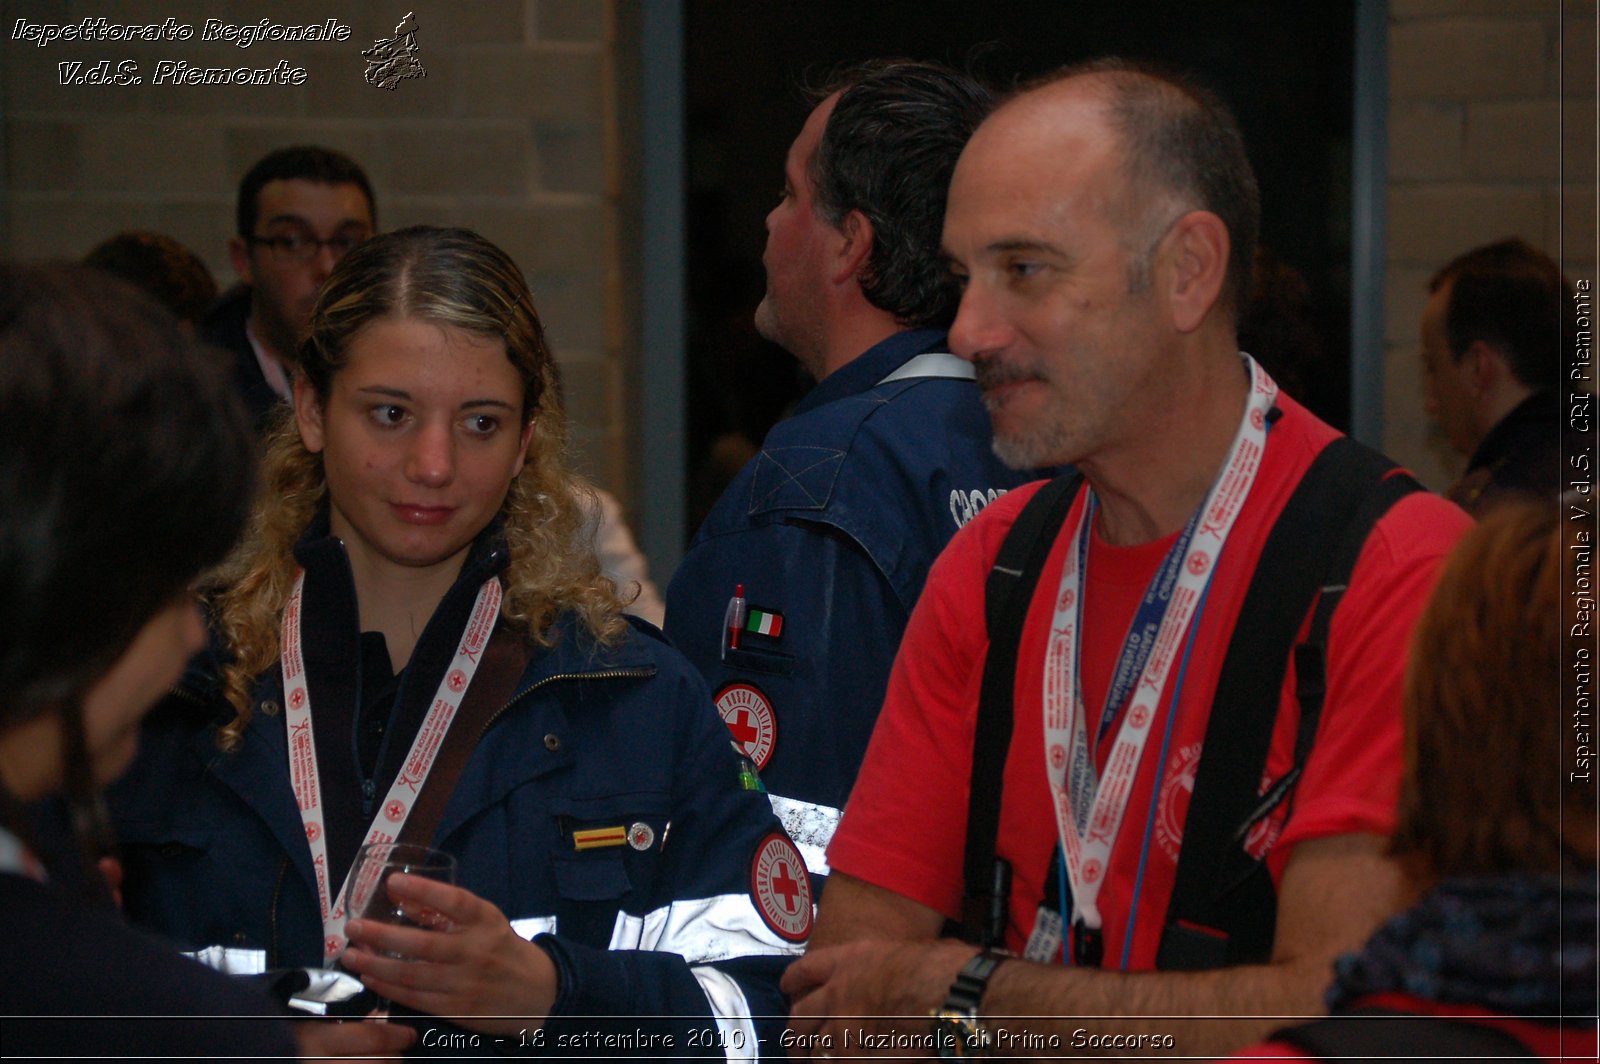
199, 284, 287, 434
2, 867, 298, 1061
664, 329, 1047, 886
108, 531, 804, 1059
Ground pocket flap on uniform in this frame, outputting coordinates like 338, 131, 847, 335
549, 793, 669, 821
551, 853, 632, 901
720, 644, 797, 677
113, 818, 213, 855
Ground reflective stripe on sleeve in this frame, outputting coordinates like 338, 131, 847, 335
184, 944, 268, 975
607, 892, 802, 959
767, 794, 840, 876
690, 966, 758, 1063
510, 915, 558, 940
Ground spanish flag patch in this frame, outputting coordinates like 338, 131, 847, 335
572, 825, 628, 851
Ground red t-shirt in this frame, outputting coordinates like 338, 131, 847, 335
828, 398, 1474, 970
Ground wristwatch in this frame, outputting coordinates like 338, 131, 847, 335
929, 949, 1006, 1059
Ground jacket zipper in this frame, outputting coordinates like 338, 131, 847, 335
269, 854, 289, 968
168, 683, 210, 710
474, 667, 658, 743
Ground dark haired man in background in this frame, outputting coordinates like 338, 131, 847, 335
1420, 236, 1581, 515
205, 145, 375, 428
665, 60, 1046, 892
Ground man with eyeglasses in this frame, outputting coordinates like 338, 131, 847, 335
203, 145, 376, 430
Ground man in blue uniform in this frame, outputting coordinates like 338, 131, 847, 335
664, 60, 1049, 889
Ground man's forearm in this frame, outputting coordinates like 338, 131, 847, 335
799, 839, 1400, 1058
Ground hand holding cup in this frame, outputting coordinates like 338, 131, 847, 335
341, 872, 560, 1037
345, 843, 456, 957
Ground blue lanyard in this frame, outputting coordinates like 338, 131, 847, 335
1074, 494, 1204, 745
1057, 579, 1212, 969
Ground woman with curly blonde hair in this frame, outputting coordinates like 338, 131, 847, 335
109, 226, 806, 1052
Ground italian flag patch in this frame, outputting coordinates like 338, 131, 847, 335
745, 608, 783, 638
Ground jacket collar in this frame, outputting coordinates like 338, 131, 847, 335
790, 328, 947, 417
1465, 390, 1557, 476
290, 507, 513, 590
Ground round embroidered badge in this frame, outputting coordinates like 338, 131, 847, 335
749, 832, 812, 942
628, 822, 655, 851
715, 682, 777, 770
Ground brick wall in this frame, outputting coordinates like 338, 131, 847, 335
0, 0, 639, 503
4, 2, 1592, 511
1384, 0, 1595, 490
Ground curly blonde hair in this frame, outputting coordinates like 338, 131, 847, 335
213, 226, 623, 751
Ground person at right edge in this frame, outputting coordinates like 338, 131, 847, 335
782, 59, 1473, 1057
1232, 501, 1596, 1060
1419, 236, 1585, 516
664, 61, 1051, 891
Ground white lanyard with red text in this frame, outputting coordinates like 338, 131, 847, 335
280, 570, 502, 964
1043, 357, 1278, 938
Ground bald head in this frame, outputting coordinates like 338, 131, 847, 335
985, 61, 1260, 317
941, 62, 1257, 473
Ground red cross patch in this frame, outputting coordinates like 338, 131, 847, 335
289, 687, 306, 710
749, 833, 812, 942
1186, 550, 1210, 576
305, 822, 321, 841
447, 669, 467, 693
384, 799, 406, 823
714, 682, 776, 770
1049, 743, 1067, 771
1083, 859, 1103, 884
1129, 703, 1151, 729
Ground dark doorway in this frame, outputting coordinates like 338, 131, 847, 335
683, 0, 1357, 539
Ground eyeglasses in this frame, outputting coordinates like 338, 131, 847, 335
247, 231, 367, 263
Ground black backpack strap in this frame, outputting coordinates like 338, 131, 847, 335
960, 472, 1083, 946
1271, 1006, 1539, 1060
1157, 436, 1423, 970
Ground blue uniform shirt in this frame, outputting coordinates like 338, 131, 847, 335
664, 329, 1048, 886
